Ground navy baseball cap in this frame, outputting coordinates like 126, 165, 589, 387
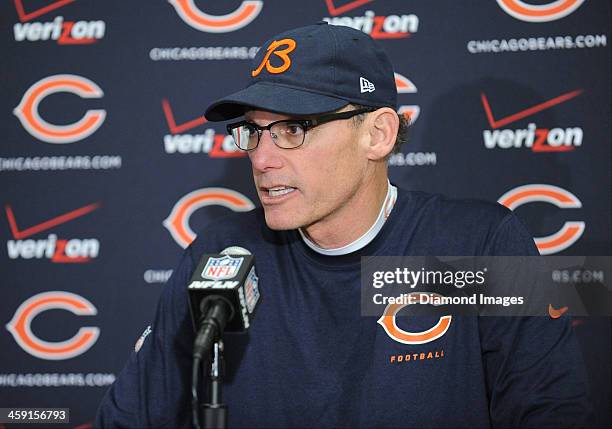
205, 22, 397, 121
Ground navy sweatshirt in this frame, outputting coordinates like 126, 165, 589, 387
96, 189, 591, 428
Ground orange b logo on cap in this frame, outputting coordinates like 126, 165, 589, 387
251, 38, 296, 77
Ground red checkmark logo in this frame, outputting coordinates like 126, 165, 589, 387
162, 98, 208, 134
5, 202, 100, 240
14, 0, 77, 22
324, 0, 375, 16
481, 89, 583, 129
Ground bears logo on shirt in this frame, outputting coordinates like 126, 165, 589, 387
378, 293, 452, 345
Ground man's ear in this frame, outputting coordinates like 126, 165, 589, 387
365, 107, 399, 161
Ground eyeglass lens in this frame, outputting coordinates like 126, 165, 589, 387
231, 121, 306, 150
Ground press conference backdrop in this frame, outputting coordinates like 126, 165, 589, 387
1, 0, 610, 427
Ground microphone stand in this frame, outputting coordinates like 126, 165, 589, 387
201, 340, 227, 429
192, 299, 231, 429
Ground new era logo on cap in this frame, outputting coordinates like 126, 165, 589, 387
360, 77, 375, 93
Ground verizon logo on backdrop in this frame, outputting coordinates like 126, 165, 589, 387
12, 0, 105, 44
322, 0, 419, 39
161, 98, 246, 158
4, 202, 101, 262
480, 89, 584, 152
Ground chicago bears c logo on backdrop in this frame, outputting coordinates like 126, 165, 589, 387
378, 293, 452, 345
394, 72, 420, 124
164, 188, 255, 248
13, 74, 106, 144
498, 184, 585, 255
6, 291, 100, 360
169, 0, 263, 33
496, 0, 585, 22
251, 38, 296, 77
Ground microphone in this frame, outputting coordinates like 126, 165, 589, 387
189, 246, 260, 429
188, 246, 260, 359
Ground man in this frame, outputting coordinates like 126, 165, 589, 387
96, 23, 590, 428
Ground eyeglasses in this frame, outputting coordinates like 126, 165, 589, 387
226, 108, 374, 151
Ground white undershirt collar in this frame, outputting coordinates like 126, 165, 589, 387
298, 181, 397, 256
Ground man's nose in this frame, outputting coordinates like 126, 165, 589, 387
248, 129, 283, 172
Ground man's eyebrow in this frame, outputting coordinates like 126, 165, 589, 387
242, 114, 259, 124
243, 113, 264, 123
243, 116, 298, 125
243, 118, 265, 126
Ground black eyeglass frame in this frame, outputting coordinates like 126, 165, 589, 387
225, 107, 375, 151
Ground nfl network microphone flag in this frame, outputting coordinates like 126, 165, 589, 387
188, 254, 260, 333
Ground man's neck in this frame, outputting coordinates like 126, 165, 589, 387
301, 175, 389, 249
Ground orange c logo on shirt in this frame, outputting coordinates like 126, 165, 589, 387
377, 293, 452, 345
6, 291, 100, 360
13, 74, 106, 144
169, 0, 263, 33
164, 188, 255, 249
496, 0, 585, 22
498, 184, 585, 255
251, 38, 297, 77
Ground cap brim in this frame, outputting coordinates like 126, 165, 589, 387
204, 82, 349, 121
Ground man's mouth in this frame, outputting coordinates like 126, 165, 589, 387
263, 186, 297, 197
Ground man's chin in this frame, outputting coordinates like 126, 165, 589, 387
263, 211, 301, 231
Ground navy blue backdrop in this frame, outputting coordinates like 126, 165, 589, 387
1, 1, 610, 427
